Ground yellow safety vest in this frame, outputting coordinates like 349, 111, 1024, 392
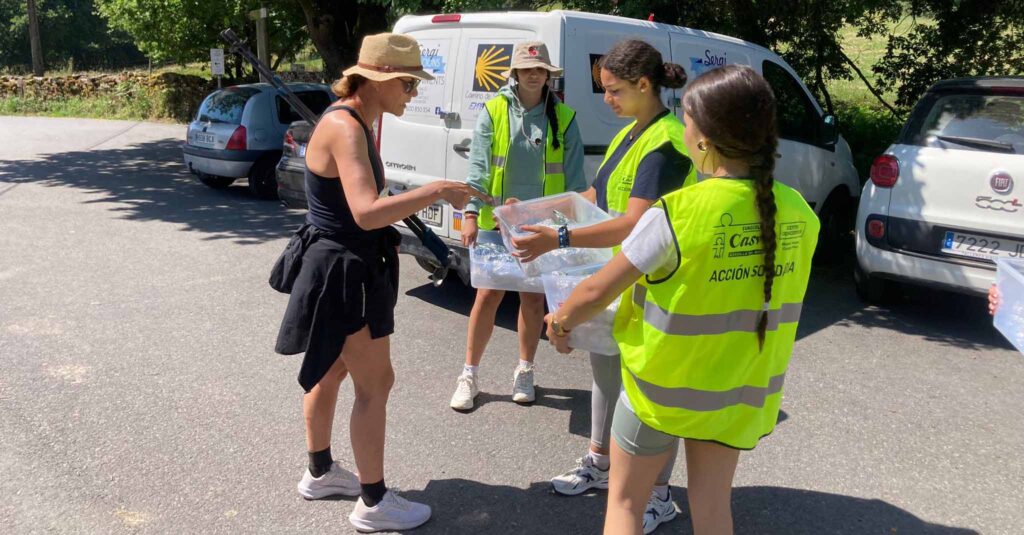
477, 96, 577, 230
613, 178, 819, 449
597, 112, 698, 221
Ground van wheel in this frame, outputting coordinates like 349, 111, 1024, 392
814, 190, 855, 264
854, 263, 889, 305
198, 173, 235, 189
248, 158, 279, 200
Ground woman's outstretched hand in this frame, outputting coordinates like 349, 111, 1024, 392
432, 181, 491, 210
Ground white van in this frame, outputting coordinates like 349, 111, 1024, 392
381, 10, 860, 278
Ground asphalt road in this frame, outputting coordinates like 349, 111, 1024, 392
1, 116, 1021, 534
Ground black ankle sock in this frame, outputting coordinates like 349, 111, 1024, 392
360, 479, 387, 507
308, 447, 333, 478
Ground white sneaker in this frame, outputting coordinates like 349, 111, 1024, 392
449, 373, 479, 411
642, 488, 677, 534
348, 488, 432, 532
550, 455, 609, 496
512, 364, 535, 403
296, 461, 360, 499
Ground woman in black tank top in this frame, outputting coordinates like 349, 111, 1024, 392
273, 33, 484, 531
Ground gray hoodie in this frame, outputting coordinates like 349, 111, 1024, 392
465, 84, 586, 214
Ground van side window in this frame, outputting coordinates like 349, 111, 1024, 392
762, 61, 821, 146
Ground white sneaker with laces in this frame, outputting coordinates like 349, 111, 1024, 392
449, 373, 479, 410
348, 488, 432, 533
550, 455, 609, 496
296, 461, 360, 499
642, 488, 677, 534
512, 364, 535, 403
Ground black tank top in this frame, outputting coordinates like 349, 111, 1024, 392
304, 105, 385, 237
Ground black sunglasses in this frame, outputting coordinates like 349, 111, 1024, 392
401, 78, 420, 94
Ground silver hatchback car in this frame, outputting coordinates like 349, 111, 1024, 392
182, 83, 334, 198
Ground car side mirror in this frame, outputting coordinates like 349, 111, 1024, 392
822, 114, 839, 147
550, 77, 565, 93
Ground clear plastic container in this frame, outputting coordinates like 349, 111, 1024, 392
493, 192, 614, 277
470, 230, 544, 293
994, 258, 1024, 354
542, 265, 620, 355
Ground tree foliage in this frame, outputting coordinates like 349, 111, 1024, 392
873, 0, 1024, 107
0, 0, 144, 71
95, 0, 308, 72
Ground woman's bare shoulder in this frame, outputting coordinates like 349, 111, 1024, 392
312, 110, 366, 151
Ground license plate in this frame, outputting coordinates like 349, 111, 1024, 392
942, 231, 1024, 261
193, 132, 215, 145
297, 144, 307, 157
419, 205, 443, 228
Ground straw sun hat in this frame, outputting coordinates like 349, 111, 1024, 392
500, 41, 563, 78
342, 33, 434, 82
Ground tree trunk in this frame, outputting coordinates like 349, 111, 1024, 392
294, 0, 390, 83
27, 0, 44, 76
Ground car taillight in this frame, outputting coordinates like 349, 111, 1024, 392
870, 154, 899, 187
225, 125, 247, 150
283, 131, 296, 154
432, 14, 461, 23
867, 219, 885, 239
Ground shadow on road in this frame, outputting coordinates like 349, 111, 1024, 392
405, 274, 524, 333
401, 479, 977, 534
407, 254, 1011, 353
798, 258, 1011, 351
17, 135, 1003, 352
0, 139, 304, 244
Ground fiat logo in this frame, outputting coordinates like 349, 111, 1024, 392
990, 171, 1013, 194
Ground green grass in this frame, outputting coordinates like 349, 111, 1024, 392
825, 16, 932, 110
0, 93, 165, 122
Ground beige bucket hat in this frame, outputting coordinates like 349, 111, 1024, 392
342, 33, 434, 82
500, 41, 563, 78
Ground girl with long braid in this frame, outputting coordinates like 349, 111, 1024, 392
544, 65, 819, 534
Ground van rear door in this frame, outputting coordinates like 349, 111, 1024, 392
380, 26, 460, 235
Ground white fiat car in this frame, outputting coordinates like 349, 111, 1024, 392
855, 76, 1024, 302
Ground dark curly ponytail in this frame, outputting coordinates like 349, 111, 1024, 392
682, 65, 779, 351
599, 39, 687, 92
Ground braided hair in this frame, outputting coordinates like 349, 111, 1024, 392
682, 65, 779, 351
542, 85, 561, 150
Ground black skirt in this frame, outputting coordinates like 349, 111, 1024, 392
274, 225, 401, 392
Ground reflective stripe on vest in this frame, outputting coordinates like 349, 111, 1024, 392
477, 96, 576, 230
632, 285, 804, 335
596, 113, 697, 229
627, 367, 786, 412
613, 178, 820, 449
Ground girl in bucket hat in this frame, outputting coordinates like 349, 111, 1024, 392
448, 41, 587, 410
275, 32, 484, 532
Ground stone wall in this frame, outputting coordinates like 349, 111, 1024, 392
0, 70, 328, 122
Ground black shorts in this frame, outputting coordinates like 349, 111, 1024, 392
275, 227, 400, 392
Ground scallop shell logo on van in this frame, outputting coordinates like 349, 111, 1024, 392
990, 171, 1013, 194
474, 44, 512, 92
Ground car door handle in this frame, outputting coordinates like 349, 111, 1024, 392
453, 143, 471, 154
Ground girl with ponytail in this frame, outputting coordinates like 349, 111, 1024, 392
544, 65, 819, 534
515, 39, 698, 533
